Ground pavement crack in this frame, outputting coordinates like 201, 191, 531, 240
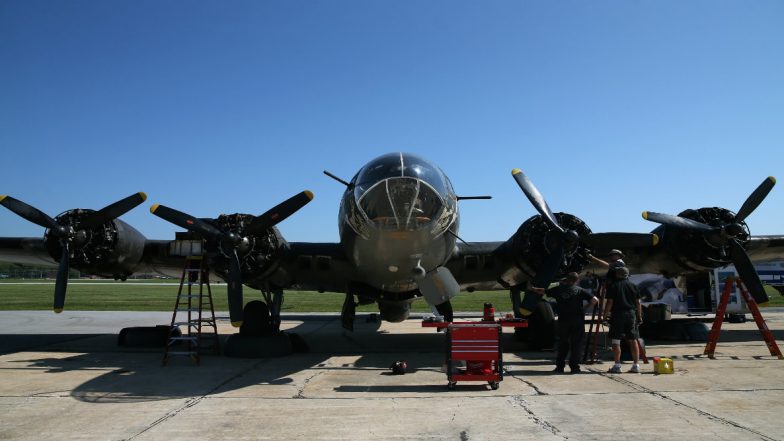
596, 370, 779, 441
124, 358, 270, 440
503, 368, 547, 395
293, 371, 322, 399
510, 395, 567, 439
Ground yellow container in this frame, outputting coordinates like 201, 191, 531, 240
654, 357, 674, 374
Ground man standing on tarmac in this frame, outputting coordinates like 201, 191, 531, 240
603, 266, 643, 373
532, 272, 599, 374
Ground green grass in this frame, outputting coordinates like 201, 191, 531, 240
1, 279, 781, 311
0, 280, 515, 313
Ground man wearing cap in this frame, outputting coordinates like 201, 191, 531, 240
531, 272, 599, 374
603, 266, 643, 373
591, 249, 626, 283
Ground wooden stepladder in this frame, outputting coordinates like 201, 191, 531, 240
704, 276, 782, 359
584, 281, 606, 363
163, 256, 221, 365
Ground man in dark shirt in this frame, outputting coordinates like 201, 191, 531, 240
590, 249, 626, 284
603, 266, 643, 373
532, 272, 598, 374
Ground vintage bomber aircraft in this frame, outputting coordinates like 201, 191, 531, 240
1, 153, 782, 345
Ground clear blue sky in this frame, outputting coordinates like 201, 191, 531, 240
1, 1, 782, 243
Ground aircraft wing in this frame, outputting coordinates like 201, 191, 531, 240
746, 235, 784, 262
0, 237, 55, 266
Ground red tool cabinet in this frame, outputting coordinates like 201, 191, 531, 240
422, 317, 527, 390
446, 323, 503, 390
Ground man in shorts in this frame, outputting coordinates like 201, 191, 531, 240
603, 266, 643, 373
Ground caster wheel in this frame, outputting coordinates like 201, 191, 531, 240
447, 382, 456, 390
490, 382, 499, 390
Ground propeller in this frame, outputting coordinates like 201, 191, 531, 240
642, 176, 776, 304
511, 169, 657, 286
0, 192, 147, 312
150, 190, 313, 327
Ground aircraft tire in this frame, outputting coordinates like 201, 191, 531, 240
117, 325, 179, 347
527, 300, 556, 351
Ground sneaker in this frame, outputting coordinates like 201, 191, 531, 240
607, 364, 622, 374
628, 364, 641, 374
552, 366, 565, 373
569, 366, 582, 374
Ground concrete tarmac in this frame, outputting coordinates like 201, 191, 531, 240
1, 309, 783, 441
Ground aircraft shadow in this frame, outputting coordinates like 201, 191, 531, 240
4, 317, 780, 403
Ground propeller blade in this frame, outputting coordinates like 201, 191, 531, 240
735, 176, 776, 223
246, 191, 314, 235
79, 192, 147, 229
150, 204, 223, 238
227, 249, 245, 327
728, 239, 770, 305
511, 169, 564, 233
0, 195, 61, 232
53, 243, 70, 313
642, 211, 717, 233
584, 232, 660, 249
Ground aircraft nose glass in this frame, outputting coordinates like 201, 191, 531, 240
358, 178, 443, 230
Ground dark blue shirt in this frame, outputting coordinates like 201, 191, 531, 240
544, 284, 595, 321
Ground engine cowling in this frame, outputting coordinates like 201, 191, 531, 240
658, 207, 750, 271
205, 213, 288, 284
510, 212, 593, 280
43, 209, 146, 279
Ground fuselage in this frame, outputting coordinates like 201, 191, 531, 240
338, 153, 459, 292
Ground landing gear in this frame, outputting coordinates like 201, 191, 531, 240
261, 285, 284, 333
342, 293, 356, 331
224, 287, 293, 358
510, 286, 555, 350
527, 300, 556, 351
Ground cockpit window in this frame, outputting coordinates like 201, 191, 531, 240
354, 153, 451, 201
346, 153, 457, 235
358, 178, 444, 230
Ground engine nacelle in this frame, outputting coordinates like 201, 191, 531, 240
510, 212, 593, 279
206, 213, 288, 283
658, 207, 749, 271
44, 209, 146, 279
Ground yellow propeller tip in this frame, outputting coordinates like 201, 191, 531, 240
53, 308, 63, 314
138, 192, 148, 202
511, 168, 522, 175
769, 176, 776, 185
642, 211, 649, 220
150, 204, 160, 214
0, 195, 6, 203
231, 321, 244, 328
652, 234, 659, 246
304, 190, 314, 200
